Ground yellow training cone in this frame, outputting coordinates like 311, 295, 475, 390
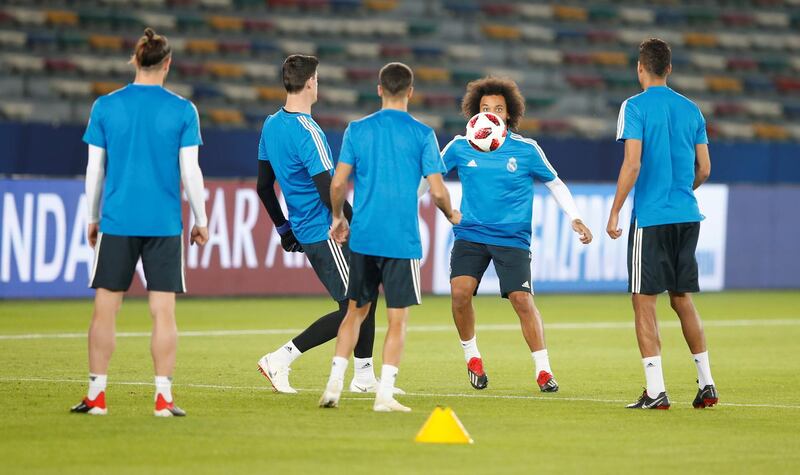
414, 406, 474, 444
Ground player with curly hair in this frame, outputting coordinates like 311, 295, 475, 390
435, 77, 593, 392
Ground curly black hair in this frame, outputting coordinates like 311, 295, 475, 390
461, 76, 526, 130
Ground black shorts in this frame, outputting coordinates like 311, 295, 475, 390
450, 239, 532, 298
303, 238, 351, 302
90, 233, 185, 293
346, 251, 421, 309
628, 221, 700, 295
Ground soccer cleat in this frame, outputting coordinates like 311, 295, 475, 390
257, 353, 297, 394
373, 395, 412, 413
154, 393, 186, 417
348, 378, 406, 395
319, 379, 343, 408
70, 392, 107, 415
626, 389, 671, 409
466, 357, 488, 390
536, 371, 559, 393
693, 384, 719, 409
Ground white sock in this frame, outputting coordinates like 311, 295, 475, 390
88, 373, 107, 400
378, 364, 399, 401
642, 356, 666, 398
328, 356, 348, 384
460, 336, 481, 363
273, 340, 302, 366
354, 357, 376, 382
693, 351, 715, 388
532, 349, 552, 375
155, 376, 173, 403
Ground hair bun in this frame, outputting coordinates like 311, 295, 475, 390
143, 27, 155, 42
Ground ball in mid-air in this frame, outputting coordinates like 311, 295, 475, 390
466, 112, 507, 152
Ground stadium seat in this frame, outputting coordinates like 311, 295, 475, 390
27, 31, 59, 50
717, 33, 752, 50
586, 30, 618, 44
753, 123, 789, 140
208, 108, 245, 125
671, 75, 708, 93
684, 33, 718, 49
88, 35, 123, 52
566, 74, 605, 89
564, 52, 593, 66
721, 12, 754, 27
208, 15, 244, 31
451, 68, 483, 85
655, 9, 685, 25
219, 39, 252, 55
517, 117, 540, 133
714, 101, 747, 117
244, 18, 275, 32
482, 24, 521, 41
744, 100, 782, 118
200, 0, 234, 8
51, 79, 92, 98
570, 116, 609, 138
186, 39, 219, 55
587, 5, 616, 22
0, 100, 34, 120
206, 62, 245, 79
691, 53, 727, 70
0, 30, 27, 48
775, 77, 800, 93
412, 45, 443, 61
554, 5, 588, 22
619, 7, 656, 24
320, 87, 358, 106
521, 25, 556, 43
447, 45, 483, 62
314, 113, 347, 129
415, 67, 450, 84
527, 48, 563, 65
256, 86, 286, 102
92, 81, 125, 96
365, 0, 397, 12
424, 92, 457, 109
44, 58, 76, 72
744, 76, 776, 94
443, 1, 480, 16
759, 57, 789, 72
2, 53, 45, 73
136, 12, 176, 29
707, 76, 744, 94
176, 61, 206, 77
219, 84, 257, 102
408, 20, 437, 37
515, 4, 551, 20
592, 51, 628, 67
280, 40, 316, 56
727, 58, 758, 71
46, 10, 79, 27
754, 12, 790, 29
685, 7, 718, 26
381, 44, 411, 59
8, 7, 47, 26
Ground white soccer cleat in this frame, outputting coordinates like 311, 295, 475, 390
257, 353, 297, 394
348, 378, 406, 395
373, 395, 411, 413
319, 379, 343, 408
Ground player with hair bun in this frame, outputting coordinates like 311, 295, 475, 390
71, 27, 207, 417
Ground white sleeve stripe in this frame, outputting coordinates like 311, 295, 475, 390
508, 134, 558, 177
440, 135, 465, 157
298, 116, 332, 169
616, 100, 628, 141
297, 116, 333, 170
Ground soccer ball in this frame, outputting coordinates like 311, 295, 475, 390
466, 112, 507, 152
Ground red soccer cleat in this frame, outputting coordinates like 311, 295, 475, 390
70, 392, 107, 415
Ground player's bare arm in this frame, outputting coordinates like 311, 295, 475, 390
329, 161, 352, 243
544, 177, 592, 244
426, 172, 461, 225
693, 144, 711, 190
607, 138, 642, 239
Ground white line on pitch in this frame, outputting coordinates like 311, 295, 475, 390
1, 377, 799, 410
0, 318, 798, 341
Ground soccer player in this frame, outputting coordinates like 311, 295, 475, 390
256, 55, 394, 395
319, 62, 461, 412
608, 39, 718, 410
437, 77, 592, 392
71, 28, 208, 417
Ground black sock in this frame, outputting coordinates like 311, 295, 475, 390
354, 299, 377, 359
291, 300, 376, 356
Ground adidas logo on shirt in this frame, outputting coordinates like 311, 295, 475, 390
467, 160, 478, 167
521, 281, 530, 289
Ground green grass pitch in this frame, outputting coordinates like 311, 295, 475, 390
1, 291, 799, 474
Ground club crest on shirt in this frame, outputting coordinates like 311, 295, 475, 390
507, 157, 517, 173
